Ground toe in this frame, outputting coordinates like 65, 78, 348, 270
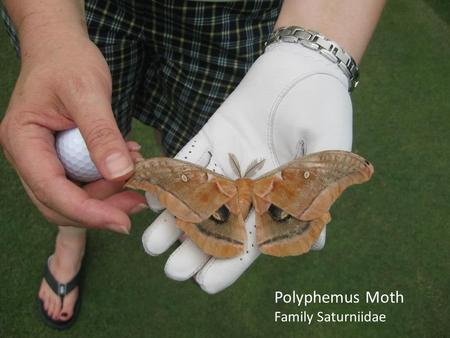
52, 297, 62, 320
40, 279, 52, 314
47, 297, 54, 318
42, 296, 49, 312
38, 288, 45, 301
49, 297, 58, 320
38, 289, 45, 303
59, 288, 78, 320
59, 310, 72, 321
43, 291, 52, 313
51, 299, 59, 320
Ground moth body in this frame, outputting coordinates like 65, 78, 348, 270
235, 178, 253, 219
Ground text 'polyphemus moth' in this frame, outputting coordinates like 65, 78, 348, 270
125, 151, 374, 258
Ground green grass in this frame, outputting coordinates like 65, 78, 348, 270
0, 1, 449, 337
424, 0, 450, 23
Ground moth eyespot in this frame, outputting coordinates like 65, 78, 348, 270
304, 171, 310, 179
181, 174, 188, 182
268, 205, 291, 222
210, 206, 230, 224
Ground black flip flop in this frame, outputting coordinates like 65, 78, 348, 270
36, 257, 82, 330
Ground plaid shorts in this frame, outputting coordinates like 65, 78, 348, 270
2, 0, 281, 156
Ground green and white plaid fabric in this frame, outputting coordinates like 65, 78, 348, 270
2, 0, 281, 156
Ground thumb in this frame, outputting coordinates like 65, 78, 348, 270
63, 83, 133, 180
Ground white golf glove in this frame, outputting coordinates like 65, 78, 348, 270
142, 41, 353, 294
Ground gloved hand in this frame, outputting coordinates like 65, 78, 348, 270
142, 41, 353, 294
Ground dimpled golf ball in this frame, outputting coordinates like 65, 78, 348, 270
55, 128, 102, 182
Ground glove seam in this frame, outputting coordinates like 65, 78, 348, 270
195, 257, 217, 286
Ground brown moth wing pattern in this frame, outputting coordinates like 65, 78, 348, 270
253, 150, 374, 256
125, 158, 236, 222
255, 211, 331, 256
125, 158, 246, 258
253, 176, 332, 256
176, 206, 246, 258
254, 151, 374, 221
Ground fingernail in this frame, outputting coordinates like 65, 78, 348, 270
106, 224, 130, 235
105, 152, 133, 178
128, 142, 141, 151
130, 203, 149, 214
120, 226, 130, 235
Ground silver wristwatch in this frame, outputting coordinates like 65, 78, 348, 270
266, 26, 359, 92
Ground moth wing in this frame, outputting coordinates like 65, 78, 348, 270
126, 158, 245, 257
125, 157, 237, 223
176, 195, 246, 258
254, 150, 374, 221
256, 211, 331, 256
253, 150, 373, 256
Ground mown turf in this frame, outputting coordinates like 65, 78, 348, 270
0, 1, 449, 337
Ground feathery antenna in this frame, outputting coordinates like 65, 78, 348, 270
244, 158, 266, 178
228, 153, 242, 178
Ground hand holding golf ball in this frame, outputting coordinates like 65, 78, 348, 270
0, 32, 146, 233
55, 128, 144, 182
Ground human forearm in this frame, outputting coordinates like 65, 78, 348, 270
3, 0, 88, 56
275, 0, 386, 64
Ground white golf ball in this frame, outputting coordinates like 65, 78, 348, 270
55, 128, 102, 182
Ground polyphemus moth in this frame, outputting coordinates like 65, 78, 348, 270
125, 151, 374, 258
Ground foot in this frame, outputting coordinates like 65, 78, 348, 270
38, 230, 86, 322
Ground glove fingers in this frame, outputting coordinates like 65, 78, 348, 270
164, 239, 210, 281
142, 210, 181, 256
195, 211, 261, 294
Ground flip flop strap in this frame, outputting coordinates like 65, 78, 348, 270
44, 263, 81, 297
